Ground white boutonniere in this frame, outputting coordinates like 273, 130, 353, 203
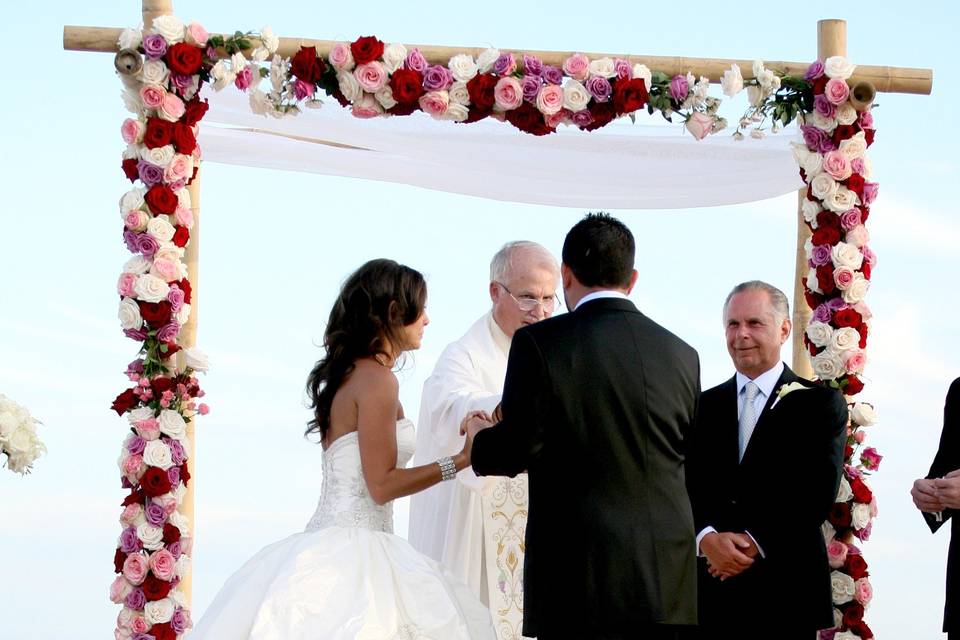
769, 381, 811, 409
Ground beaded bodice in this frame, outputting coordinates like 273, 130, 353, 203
305, 419, 416, 534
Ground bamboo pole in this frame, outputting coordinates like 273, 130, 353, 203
141, 0, 173, 31
791, 19, 847, 379
62, 24, 933, 95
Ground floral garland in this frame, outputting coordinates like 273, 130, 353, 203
0, 393, 45, 474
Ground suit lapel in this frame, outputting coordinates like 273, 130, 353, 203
718, 376, 740, 470
740, 365, 799, 465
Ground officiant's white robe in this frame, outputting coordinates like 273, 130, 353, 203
410, 312, 530, 640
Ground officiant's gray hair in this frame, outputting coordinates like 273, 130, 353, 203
723, 280, 790, 322
490, 241, 560, 284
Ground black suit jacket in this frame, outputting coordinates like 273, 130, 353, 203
923, 377, 960, 633
471, 297, 701, 638
688, 365, 847, 633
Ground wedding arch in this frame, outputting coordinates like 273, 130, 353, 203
63, 1, 932, 638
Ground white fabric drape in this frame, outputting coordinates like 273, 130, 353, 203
199, 91, 803, 209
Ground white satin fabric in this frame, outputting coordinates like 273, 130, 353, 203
191, 419, 495, 640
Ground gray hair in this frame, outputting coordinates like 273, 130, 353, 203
723, 280, 790, 321
489, 241, 559, 283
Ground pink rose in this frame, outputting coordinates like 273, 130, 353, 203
869, 497, 879, 517
493, 77, 523, 111
152, 258, 180, 282
149, 549, 177, 581
839, 208, 862, 231
545, 108, 569, 129
860, 446, 883, 471
140, 85, 165, 109
120, 504, 143, 526
354, 61, 388, 92
115, 628, 131, 640
614, 58, 632, 81
824, 77, 851, 105
122, 553, 150, 585
164, 155, 192, 183
853, 301, 873, 321
351, 92, 383, 119
845, 224, 870, 248
822, 150, 852, 180
562, 54, 589, 81
130, 616, 149, 634
234, 66, 254, 91
118, 273, 138, 297
329, 42, 354, 70
186, 22, 209, 47
135, 419, 161, 441
418, 90, 450, 117
174, 206, 194, 229
122, 119, 145, 144
157, 495, 178, 515
684, 112, 714, 140
850, 157, 866, 174
853, 430, 867, 443
160, 92, 186, 121
861, 182, 879, 205
833, 266, 856, 290
124, 210, 149, 232
855, 577, 873, 605
535, 84, 565, 115
826, 539, 848, 568
843, 349, 867, 374
110, 576, 133, 604
122, 454, 144, 477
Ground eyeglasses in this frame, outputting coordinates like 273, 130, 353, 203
495, 282, 560, 313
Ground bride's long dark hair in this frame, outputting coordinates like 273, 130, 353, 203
306, 259, 427, 441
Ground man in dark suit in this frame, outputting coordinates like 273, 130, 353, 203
468, 213, 701, 639
911, 377, 960, 639
687, 281, 846, 639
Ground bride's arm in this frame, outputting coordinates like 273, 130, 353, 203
358, 367, 471, 506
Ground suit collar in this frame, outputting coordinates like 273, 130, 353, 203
735, 361, 785, 401
573, 296, 637, 314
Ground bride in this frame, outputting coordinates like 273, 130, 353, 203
190, 259, 495, 639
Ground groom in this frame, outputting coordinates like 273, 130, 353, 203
470, 213, 701, 639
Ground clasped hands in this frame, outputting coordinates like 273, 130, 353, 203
912, 468, 960, 513
456, 410, 495, 461
700, 531, 760, 581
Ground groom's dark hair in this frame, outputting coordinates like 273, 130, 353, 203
562, 212, 635, 288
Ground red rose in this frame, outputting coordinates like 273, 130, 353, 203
506, 102, 555, 136
389, 69, 425, 106
144, 118, 174, 149
832, 124, 857, 146
467, 73, 498, 113
857, 324, 869, 348
613, 77, 649, 115
290, 46, 326, 84
816, 210, 841, 229
161, 342, 182, 358
816, 265, 836, 294
163, 522, 182, 545
111, 388, 139, 416
149, 622, 177, 640
172, 225, 190, 248
805, 289, 825, 310
173, 279, 192, 304
122, 158, 139, 182
860, 207, 871, 223
138, 301, 173, 327
114, 548, 126, 574
582, 101, 617, 132
844, 443, 855, 460
833, 308, 863, 329
811, 226, 841, 247
142, 574, 172, 601
808, 342, 819, 356
151, 377, 173, 395
812, 75, 829, 95
141, 466, 172, 498
850, 477, 874, 503
387, 102, 419, 117
462, 108, 490, 124
182, 97, 210, 127
179, 462, 191, 488
145, 185, 179, 216
350, 36, 385, 66
172, 123, 197, 155
829, 502, 852, 528
166, 42, 203, 76
845, 375, 865, 395
852, 620, 873, 639
844, 553, 869, 580
842, 602, 865, 627
864, 128, 875, 146
121, 488, 145, 507
846, 173, 865, 196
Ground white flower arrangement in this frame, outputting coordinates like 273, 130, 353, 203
0, 394, 46, 474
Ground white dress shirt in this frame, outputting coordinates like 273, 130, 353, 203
573, 289, 630, 310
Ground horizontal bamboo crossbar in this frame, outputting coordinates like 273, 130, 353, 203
64, 25, 932, 95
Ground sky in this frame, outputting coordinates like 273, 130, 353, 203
1, 1, 958, 638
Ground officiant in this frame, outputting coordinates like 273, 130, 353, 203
409, 240, 559, 640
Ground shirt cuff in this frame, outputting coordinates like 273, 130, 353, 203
744, 530, 766, 558
935, 511, 944, 523
695, 526, 717, 556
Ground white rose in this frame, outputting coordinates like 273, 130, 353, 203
751, 59, 766, 79
175, 303, 191, 326
806, 268, 822, 294
138, 59, 169, 87
174, 554, 191, 578
448, 54, 478, 83
851, 503, 871, 530
805, 321, 834, 349
382, 43, 407, 74
159, 410, 187, 440
801, 198, 822, 225
118, 298, 144, 331
812, 351, 845, 381
832, 242, 864, 270
210, 60, 236, 91
171, 481, 188, 502
836, 476, 853, 502
260, 26, 279, 54
128, 407, 156, 424
721, 64, 743, 97
833, 608, 844, 630
177, 187, 192, 210
140, 144, 175, 168
746, 85, 763, 108
146, 217, 176, 244
6, 426, 34, 455
151, 15, 185, 44
169, 588, 188, 609
249, 89, 273, 116
448, 81, 471, 106
860, 155, 873, 180
842, 273, 870, 304
123, 255, 152, 275
121, 87, 144, 115
144, 598, 175, 625
337, 71, 362, 103
143, 440, 174, 470
134, 274, 170, 304
823, 187, 860, 213
850, 402, 877, 427
562, 79, 591, 112
812, 110, 838, 133
757, 68, 778, 92
0, 411, 16, 441
822, 521, 836, 543
269, 55, 289, 91
182, 347, 210, 373
824, 56, 857, 80
839, 132, 868, 160
120, 188, 146, 213
587, 57, 617, 79
441, 103, 470, 122
230, 52, 248, 75
830, 327, 861, 353
122, 144, 141, 161
169, 510, 190, 535
836, 103, 858, 126
476, 48, 500, 74
810, 173, 838, 200
835, 632, 861, 640
802, 151, 824, 179
137, 523, 165, 550
831, 570, 856, 604
631, 64, 652, 89
373, 85, 397, 110
118, 28, 142, 50
248, 46, 268, 64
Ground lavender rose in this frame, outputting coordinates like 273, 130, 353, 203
123, 230, 139, 254
120, 526, 142, 553
812, 304, 833, 324
805, 59, 825, 80
571, 109, 594, 127
145, 502, 167, 526
131, 633, 156, 640
814, 94, 836, 119
143, 34, 168, 60
523, 54, 543, 76
585, 76, 613, 103
541, 65, 564, 86
167, 465, 181, 486
810, 244, 833, 267
134, 233, 160, 258
521, 75, 542, 103
668, 74, 689, 102
493, 52, 516, 76
126, 435, 147, 455
137, 161, 166, 187
124, 587, 147, 610
171, 607, 193, 634
403, 48, 428, 73
801, 125, 829, 152
167, 439, 186, 465
157, 321, 181, 342
421, 64, 453, 92
124, 328, 148, 342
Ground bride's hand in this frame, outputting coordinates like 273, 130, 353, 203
458, 412, 493, 462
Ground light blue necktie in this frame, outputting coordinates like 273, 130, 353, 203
738, 381, 760, 462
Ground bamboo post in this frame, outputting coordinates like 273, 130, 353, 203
791, 19, 847, 379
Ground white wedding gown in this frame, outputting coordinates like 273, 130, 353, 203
190, 419, 495, 639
